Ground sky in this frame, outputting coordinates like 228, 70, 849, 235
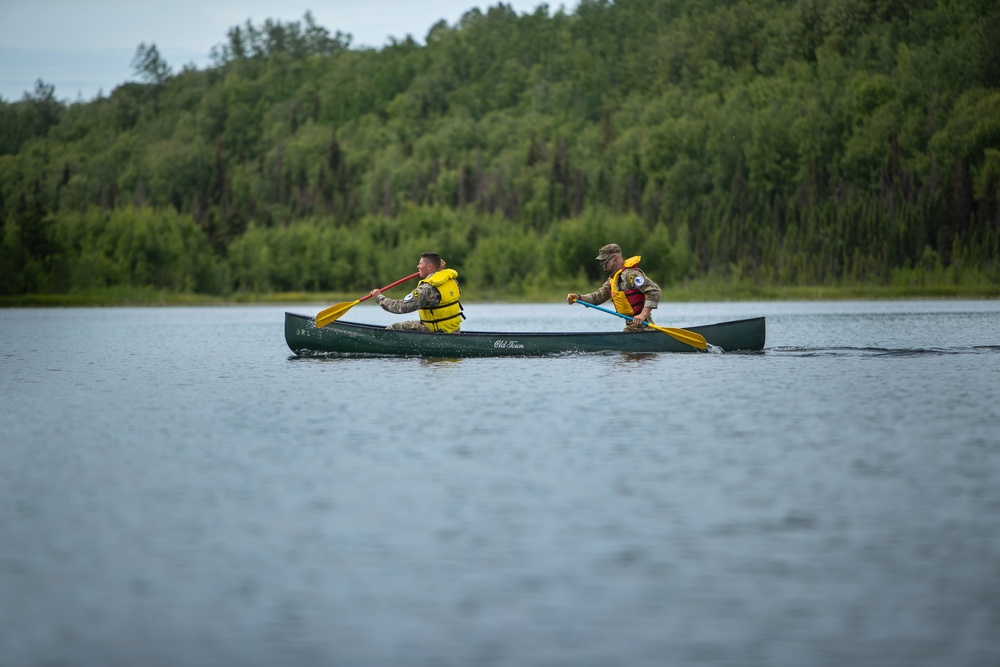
0, 0, 556, 103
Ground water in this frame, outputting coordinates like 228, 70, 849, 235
2, 301, 999, 667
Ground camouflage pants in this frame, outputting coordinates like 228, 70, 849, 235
623, 321, 658, 333
387, 320, 431, 332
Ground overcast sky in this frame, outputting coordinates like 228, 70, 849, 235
0, 0, 557, 103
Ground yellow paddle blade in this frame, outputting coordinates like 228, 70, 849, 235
648, 323, 708, 350
315, 299, 361, 328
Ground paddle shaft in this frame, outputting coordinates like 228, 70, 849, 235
573, 299, 707, 350
316, 272, 420, 328
574, 298, 654, 325
362, 272, 421, 303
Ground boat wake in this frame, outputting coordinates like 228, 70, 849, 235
768, 345, 1000, 358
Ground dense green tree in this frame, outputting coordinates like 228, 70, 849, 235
131, 43, 173, 86
1, 2, 998, 298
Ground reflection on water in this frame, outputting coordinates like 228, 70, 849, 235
616, 351, 659, 363
1, 302, 998, 667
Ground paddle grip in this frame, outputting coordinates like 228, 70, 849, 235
364, 272, 421, 302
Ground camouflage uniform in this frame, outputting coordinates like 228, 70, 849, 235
376, 282, 442, 332
579, 268, 662, 333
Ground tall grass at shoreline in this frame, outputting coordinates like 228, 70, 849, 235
3, 280, 997, 308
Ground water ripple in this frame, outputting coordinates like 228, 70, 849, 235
769, 345, 1000, 357
2, 303, 999, 667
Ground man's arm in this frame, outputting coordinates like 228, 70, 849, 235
622, 269, 661, 325
576, 278, 612, 305
377, 283, 440, 314
623, 270, 660, 308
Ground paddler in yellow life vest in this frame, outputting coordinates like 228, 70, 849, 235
566, 243, 662, 332
369, 252, 464, 333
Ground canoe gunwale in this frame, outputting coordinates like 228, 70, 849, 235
284, 312, 766, 357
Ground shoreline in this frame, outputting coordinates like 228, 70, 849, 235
2, 283, 998, 307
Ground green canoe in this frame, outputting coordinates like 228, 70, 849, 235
285, 312, 765, 357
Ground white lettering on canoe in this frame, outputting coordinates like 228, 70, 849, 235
493, 340, 524, 349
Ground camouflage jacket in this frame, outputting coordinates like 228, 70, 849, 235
580, 268, 661, 310
376, 282, 441, 314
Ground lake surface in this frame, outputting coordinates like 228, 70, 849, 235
2, 300, 999, 667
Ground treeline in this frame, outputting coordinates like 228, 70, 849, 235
1, 0, 998, 297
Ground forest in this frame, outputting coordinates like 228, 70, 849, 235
1, 0, 998, 301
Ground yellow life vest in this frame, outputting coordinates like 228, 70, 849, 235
418, 269, 464, 333
610, 255, 646, 316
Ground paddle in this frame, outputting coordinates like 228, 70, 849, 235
573, 299, 708, 350
315, 272, 420, 328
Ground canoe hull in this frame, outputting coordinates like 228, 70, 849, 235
284, 312, 765, 357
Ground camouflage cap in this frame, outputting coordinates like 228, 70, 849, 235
595, 243, 622, 261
